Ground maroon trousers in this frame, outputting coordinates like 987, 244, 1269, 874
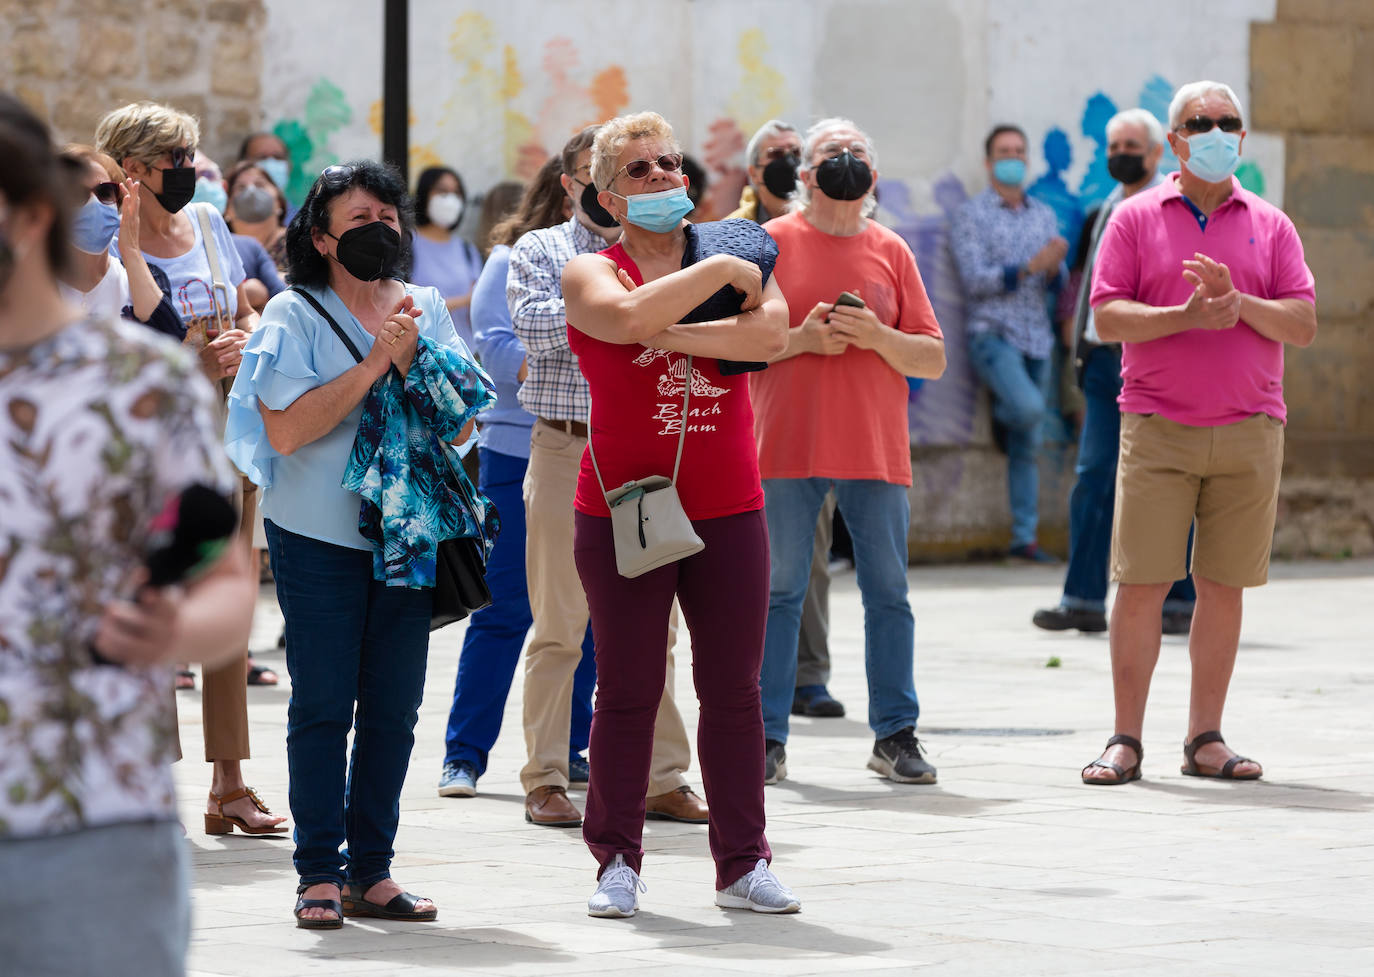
574, 508, 772, 890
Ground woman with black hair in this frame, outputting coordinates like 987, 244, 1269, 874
411, 164, 484, 348
226, 160, 482, 928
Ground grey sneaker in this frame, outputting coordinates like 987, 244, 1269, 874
764, 739, 787, 785
715, 858, 800, 914
437, 760, 478, 798
868, 727, 937, 784
587, 854, 645, 918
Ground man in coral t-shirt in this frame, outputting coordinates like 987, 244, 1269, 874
1081, 81, 1316, 788
754, 118, 945, 787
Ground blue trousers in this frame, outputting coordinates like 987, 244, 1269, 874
968, 330, 1049, 548
1063, 346, 1196, 613
443, 447, 595, 774
760, 478, 918, 744
265, 520, 431, 890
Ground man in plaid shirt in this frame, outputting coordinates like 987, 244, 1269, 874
508, 126, 703, 829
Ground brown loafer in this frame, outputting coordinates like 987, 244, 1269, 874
645, 786, 709, 824
524, 785, 582, 827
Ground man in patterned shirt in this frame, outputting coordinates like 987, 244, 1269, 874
950, 124, 1068, 562
509, 126, 704, 829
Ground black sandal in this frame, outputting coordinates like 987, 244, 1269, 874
341, 883, 437, 921
294, 882, 343, 929
1081, 733, 1143, 785
1181, 730, 1262, 780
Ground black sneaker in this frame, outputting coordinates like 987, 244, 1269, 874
764, 739, 787, 785
791, 684, 846, 718
867, 727, 937, 784
1032, 604, 1108, 632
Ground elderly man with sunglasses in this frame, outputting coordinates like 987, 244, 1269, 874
1081, 81, 1317, 787
753, 118, 946, 787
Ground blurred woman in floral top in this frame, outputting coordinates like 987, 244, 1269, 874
0, 95, 256, 976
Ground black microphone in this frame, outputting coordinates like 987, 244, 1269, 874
89, 483, 238, 665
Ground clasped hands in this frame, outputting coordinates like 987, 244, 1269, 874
364, 294, 423, 376
798, 293, 885, 356
1181, 252, 1241, 331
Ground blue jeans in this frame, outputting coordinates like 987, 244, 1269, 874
760, 478, 917, 744
968, 330, 1049, 548
443, 448, 595, 774
265, 520, 432, 890
1063, 347, 1196, 613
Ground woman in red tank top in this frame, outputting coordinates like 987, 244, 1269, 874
560, 111, 799, 919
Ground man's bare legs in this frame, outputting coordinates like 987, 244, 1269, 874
1183, 575, 1261, 776
1083, 581, 1169, 782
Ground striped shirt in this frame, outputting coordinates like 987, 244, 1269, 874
508, 217, 617, 421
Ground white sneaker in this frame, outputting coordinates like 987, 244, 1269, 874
714, 858, 800, 913
587, 854, 646, 918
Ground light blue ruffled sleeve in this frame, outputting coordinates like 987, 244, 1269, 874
224, 291, 323, 487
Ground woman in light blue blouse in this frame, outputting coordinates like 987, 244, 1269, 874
226, 161, 478, 929
437, 157, 597, 799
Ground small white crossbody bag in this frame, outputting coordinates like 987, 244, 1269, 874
587, 355, 705, 578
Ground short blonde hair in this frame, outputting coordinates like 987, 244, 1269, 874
590, 111, 680, 192
94, 101, 200, 168
60, 143, 125, 185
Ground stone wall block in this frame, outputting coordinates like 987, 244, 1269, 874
9, 27, 62, 80
1290, 226, 1374, 319
1277, 0, 1374, 27
1284, 134, 1374, 229
209, 32, 261, 100
145, 22, 203, 82
1352, 30, 1374, 133
1250, 23, 1355, 132
1283, 320, 1374, 435
76, 22, 140, 81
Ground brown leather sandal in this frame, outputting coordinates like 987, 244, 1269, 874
1081, 733, 1143, 785
341, 884, 437, 921
205, 786, 290, 835
1181, 730, 1262, 780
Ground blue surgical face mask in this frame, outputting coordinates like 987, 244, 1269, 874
72, 196, 121, 255
255, 157, 290, 192
191, 176, 228, 212
614, 185, 694, 233
992, 158, 1026, 187
1183, 128, 1241, 184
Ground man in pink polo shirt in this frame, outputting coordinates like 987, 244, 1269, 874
1081, 81, 1316, 786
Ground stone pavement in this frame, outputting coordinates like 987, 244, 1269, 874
175, 559, 1374, 977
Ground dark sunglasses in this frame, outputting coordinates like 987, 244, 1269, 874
159, 146, 196, 169
1178, 115, 1243, 135
759, 146, 800, 163
91, 182, 121, 206
615, 154, 683, 181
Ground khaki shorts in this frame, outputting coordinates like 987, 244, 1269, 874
1112, 412, 1284, 588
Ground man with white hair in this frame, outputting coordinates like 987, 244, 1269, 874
1082, 81, 1316, 786
951, 124, 1069, 563
753, 118, 946, 786
1033, 108, 1196, 636
727, 119, 802, 223
730, 119, 847, 721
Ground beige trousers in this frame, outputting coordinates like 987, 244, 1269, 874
520, 421, 691, 795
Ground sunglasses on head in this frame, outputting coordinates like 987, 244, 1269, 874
91, 182, 121, 206
317, 164, 356, 190
615, 154, 683, 181
1178, 116, 1243, 135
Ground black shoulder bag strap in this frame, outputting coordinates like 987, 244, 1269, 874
289, 285, 364, 364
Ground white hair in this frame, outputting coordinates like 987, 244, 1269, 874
1106, 108, 1165, 148
745, 119, 798, 168
1167, 81, 1245, 130
793, 117, 879, 217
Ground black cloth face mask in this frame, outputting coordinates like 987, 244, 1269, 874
154, 165, 197, 214
1107, 153, 1148, 186
328, 221, 401, 282
761, 154, 799, 198
814, 151, 872, 201
579, 180, 619, 229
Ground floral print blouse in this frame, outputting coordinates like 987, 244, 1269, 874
0, 316, 231, 839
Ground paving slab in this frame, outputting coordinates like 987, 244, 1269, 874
176, 558, 1374, 975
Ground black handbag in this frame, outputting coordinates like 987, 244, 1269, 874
679, 218, 780, 375
289, 286, 492, 630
